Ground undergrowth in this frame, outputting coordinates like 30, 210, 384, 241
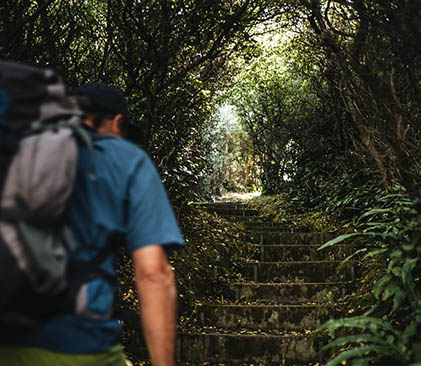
173, 205, 248, 314
117, 205, 248, 362
246, 193, 343, 233
311, 188, 421, 366
244, 188, 421, 366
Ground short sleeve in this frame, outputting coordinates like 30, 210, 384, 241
125, 153, 184, 254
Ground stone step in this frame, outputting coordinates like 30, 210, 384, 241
121, 315, 323, 365
231, 281, 352, 304
176, 363, 320, 366
220, 215, 270, 223
176, 330, 323, 364
248, 244, 352, 261
195, 203, 251, 211
245, 226, 338, 236
242, 260, 358, 282
204, 208, 259, 217
249, 232, 337, 245
197, 303, 338, 331
244, 222, 291, 230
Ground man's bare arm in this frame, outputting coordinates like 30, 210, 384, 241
132, 245, 177, 366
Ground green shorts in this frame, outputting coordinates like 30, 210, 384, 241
0, 344, 133, 366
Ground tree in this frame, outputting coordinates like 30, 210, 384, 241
292, 0, 421, 197
0, 0, 275, 202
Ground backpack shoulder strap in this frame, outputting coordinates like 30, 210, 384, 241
67, 231, 125, 284
90, 231, 125, 267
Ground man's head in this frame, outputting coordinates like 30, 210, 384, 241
72, 82, 130, 136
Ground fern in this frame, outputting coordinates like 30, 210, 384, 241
315, 189, 421, 366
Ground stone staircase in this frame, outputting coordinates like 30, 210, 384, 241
176, 202, 357, 366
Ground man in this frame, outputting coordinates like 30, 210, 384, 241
0, 82, 184, 366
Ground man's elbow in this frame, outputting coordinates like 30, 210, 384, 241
137, 265, 177, 305
137, 263, 175, 287
133, 245, 177, 297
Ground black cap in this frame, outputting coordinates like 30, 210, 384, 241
72, 82, 130, 123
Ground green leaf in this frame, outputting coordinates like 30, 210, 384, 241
391, 266, 402, 277
380, 193, 407, 200
363, 248, 389, 258
320, 334, 387, 353
380, 232, 401, 241
390, 248, 404, 259
373, 274, 392, 299
318, 233, 362, 250
402, 258, 417, 286
359, 208, 393, 220
343, 248, 368, 263
364, 302, 380, 316
382, 281, 400, 301
403, 243, 415, 252
392, 288, 407, 313
325, 345, 397, 366
401, 320, 418, 343
315, 316, 397, 336
387, 259, 399, 272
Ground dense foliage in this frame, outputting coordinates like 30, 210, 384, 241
313, 188, 420, 366
0, 0, 274, 203
117, 206, 248, 362
247, 193, 342, 233
2, 1, 420, 364
233, 1, 420, 202
230, 2, 421, 365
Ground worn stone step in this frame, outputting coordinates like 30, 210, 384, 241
220, 215, 270, 223
195, 203, 251, 211
246, 228, 342, 241
243, 220, 299, 228
242, 261, 358, 282
248, 244, 353, 262
231, 281, 352, 304
249, 232, 338, 245
176, 330, 323, 364
177, 364, 320, 366
245, 224, 292, 232
176, 363, 319, 366
198, 303, 338, 331
204, 208, 259, 217
122, 321, 320, 365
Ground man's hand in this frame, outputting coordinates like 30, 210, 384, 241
132, 245, 177, 366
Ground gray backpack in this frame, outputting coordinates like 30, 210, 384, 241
0, 61, 93, 327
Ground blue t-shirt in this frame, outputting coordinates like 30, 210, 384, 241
2, 137, 184, 353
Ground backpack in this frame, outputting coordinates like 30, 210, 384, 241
0, 61, 109, 328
